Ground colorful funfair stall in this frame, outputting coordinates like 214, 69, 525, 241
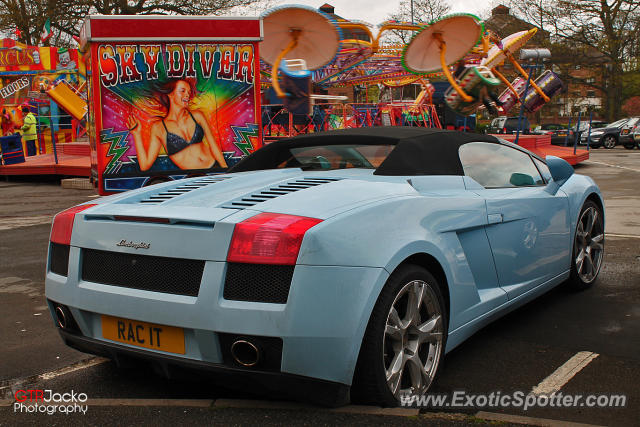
79, 15, 263, 194
0, 38, 84, 156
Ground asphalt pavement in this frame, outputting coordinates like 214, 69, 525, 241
0, 148, 639, 426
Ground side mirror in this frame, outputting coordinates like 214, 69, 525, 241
546, 155, 574, 186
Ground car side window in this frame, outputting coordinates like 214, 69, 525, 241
533, 157, 552, 183
459, 142, 544, 188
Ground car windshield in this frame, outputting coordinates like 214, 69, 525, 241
609, 119, 628, 128
275, 144, 395, 171
573, 122, 606, 131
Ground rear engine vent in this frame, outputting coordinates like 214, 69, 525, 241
140, 176, 230, 204
224, 263, 295, 303
221, 177, 341, 209
50, 243, 70, 276
82, 249, 204, 296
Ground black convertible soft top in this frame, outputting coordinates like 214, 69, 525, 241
230, 127, 502, 176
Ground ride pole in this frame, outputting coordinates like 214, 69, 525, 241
587, 110, 593, 151
564, 116, 572, 147
515, 63, 533, 145
573, 111, 581, 155
51, 125, 58, 165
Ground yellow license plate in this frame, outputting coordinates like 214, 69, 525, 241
558, 133, 566, 137
102, 315, 185, 354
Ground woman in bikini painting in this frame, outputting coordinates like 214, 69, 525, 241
127, 79, 228, 171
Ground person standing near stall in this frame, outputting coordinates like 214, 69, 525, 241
20, 105, 38, 156
1, 108, 15, 136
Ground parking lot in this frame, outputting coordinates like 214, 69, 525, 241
0, 147, 638, 426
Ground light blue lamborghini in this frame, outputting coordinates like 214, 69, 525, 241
45, 127, 605, 406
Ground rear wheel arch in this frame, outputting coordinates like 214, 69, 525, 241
352, 256, 449, 405
400, 253, 450, 320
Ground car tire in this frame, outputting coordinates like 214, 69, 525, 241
603, 135, 616, 149
565, 200, 604, 290
351, 264, 447, 406
623, 143, 635, 149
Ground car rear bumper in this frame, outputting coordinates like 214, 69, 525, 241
45, 262, 389, 387
57, 329, 350, 406
580, 136, 602, 145
619, 134, 635, 144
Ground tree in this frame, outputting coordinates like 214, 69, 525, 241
622, 96, 640, 116
0, 0, 272, 47
385, 0, 451, 44
507, 0, 640, 121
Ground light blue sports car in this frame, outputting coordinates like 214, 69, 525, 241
45, 127, 604, 406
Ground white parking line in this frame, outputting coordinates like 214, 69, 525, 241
476, 411, 604, 427
605, 233, 640, 239
0, 358, 107, 399
531, 351, 599, 396
0, 215, 53, 231
583, 160, 640, 173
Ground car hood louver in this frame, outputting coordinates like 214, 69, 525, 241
220, 177, 342, 209
139, 176, 231, 204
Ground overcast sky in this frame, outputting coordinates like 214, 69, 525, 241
271, 0, 495, 25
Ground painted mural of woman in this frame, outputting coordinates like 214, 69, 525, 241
127, 78, 228, 171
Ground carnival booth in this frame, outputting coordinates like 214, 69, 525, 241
0, 38, 84, 161
79, 15, 263, 194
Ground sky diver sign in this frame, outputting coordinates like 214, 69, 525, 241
81, 16, 263, 194
97, 43, 255, 86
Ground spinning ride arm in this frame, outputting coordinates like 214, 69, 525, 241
433, 33, 474, 103
506, 52, 550, 102
271, 30, 301, 99
491, 67, 521, 100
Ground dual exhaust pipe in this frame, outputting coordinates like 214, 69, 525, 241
55, 305, 69, 329
230, 339, 261, 367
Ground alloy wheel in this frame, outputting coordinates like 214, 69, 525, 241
574, 206, 604, 283
603, 136, 616, 149
383, 280, 443, 398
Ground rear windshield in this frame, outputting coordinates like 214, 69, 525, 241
276, 144, 395, 170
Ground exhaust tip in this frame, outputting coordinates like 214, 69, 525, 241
230, 339, 260, 367
54, 306, 67, 329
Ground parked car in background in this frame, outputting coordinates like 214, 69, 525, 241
573, 121, 608, 141
581, 118, 632, 148
620, 117, 640, 149
533, 123, 573, 146
632, 123, 640, 148
488, 116, 531, 134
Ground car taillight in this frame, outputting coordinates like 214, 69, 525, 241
50, 204, 97, 245
227, 213, 322, 265
502, 127, 506, 134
